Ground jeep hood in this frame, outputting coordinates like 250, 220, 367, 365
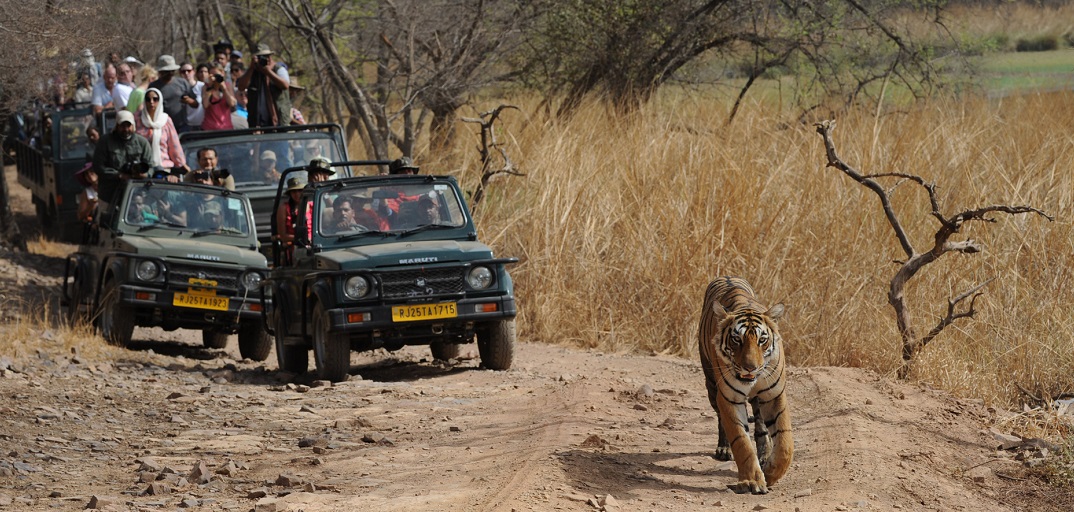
318, 240, 494, 270
118, 236, 267, 267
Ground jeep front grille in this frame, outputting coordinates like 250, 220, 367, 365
380, 267, 465, 299
167, 263, 238, 290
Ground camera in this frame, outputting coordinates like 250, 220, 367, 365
213, 73, 225, 83
121, 160, 150, 176
215, 168, 231, 179
257, 55, 269, 67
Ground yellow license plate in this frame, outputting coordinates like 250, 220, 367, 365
174, 293, 230, 311
391, 302, 458, 322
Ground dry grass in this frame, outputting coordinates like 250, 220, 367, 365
431, 88, 1074, 409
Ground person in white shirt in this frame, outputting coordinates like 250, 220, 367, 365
180, 62, 206, 131
91, 63, 118, 115
111, 62, 135, 110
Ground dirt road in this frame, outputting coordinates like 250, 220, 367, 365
0, 165, 1052, 511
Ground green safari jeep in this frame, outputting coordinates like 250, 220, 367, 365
266, 164, 518, 381
62, 179, 273, 360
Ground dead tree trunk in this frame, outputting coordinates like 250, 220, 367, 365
814, 120, 1052, 379
461, 105, 524, 211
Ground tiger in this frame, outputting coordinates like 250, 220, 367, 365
697, 276, 792, 494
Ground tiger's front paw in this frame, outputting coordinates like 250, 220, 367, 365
728, 479, 768, 495
712, 446, 733, 461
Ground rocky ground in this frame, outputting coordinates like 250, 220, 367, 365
0, 165, 1068, 512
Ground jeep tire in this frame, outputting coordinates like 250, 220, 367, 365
66, 262, 91, 327
430, 342, 462, 361
477, 319, 515, 370
312, 303, 349, 382
99, 279, 134, 347
202, 330, 229, 349
238, 320, 272, 361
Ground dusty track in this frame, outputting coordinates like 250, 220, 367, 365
0, 164, 1051, 511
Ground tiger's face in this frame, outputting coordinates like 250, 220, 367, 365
715, 304, 784, 383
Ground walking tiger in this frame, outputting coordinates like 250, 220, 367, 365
697, 276, 792, 494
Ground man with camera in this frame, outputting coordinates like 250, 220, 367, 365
185, 147, 235, 191
235, 43, 291, 128
201, 62, 237, 131
93, 110, 154, 212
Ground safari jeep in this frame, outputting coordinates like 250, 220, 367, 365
62, 179, 273, 360
265, 164, 518, 381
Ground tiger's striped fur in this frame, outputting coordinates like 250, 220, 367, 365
698, 276, 792, 494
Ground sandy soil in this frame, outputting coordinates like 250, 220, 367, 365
0, 164, 1058, 512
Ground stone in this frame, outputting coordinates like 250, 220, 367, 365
189, 460, 213, 484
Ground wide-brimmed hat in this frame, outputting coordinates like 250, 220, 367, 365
388, 156, 419, 174
75, 162, 95, 187
123, 56, 144, 66
260, 150, 276, 161
255, 43, 274, 56
286, 176, 307, 192
157, 55, 180, 72
115, 110, 135, 126
308, 156, 334, 175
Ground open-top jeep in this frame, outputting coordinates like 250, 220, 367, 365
265, 163, 518, 381
62, 179, 273, 359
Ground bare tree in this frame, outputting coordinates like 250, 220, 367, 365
461, 104, 524, 210
523, 0, 961, 121
814, 120, 1053, 379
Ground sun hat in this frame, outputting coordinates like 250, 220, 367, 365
75, 162, 95, 187
308, 156, 335, 175
286, 176, 307, 192
157, 55, 180, 72
255, 43, 274, 56
388, 156, 419, 174
260, 150, 276, 161
123, 56, 144, 66
115, 110, 135, 126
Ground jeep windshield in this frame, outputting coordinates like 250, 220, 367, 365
122, 182, 253, 237
182, 134, 346, 189
317, 182, 468, 238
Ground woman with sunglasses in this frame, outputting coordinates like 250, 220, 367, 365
135, 88, 189, 174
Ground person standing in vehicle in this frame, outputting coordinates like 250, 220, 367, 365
135, 88, 188, 174
92, 110, 153, 210
275, 176, 308, 265
201, 62, 236, 132
148, 55, 196, 133
236, 44, 291, 128
186, 147, 234, 190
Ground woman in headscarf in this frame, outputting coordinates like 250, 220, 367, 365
134, 87, 188, 173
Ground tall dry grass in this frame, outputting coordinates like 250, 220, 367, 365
439, 89, 1074, 407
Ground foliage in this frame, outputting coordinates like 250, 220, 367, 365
1015, 34, 1060, 52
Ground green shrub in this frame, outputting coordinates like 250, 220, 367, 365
1015, 35, 1059, 52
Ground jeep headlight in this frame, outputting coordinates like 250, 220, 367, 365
467, 266, 493, 290
134, 260, 161, 281
343, 275, 370, 300
240, 271, 263, 291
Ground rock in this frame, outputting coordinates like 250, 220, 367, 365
991, 430, 1022, 450
179, 497, 199, 508
215, 460, 240, 477
85, 495, 117, 509
254, 498, 281, 512
310, 380, 332, 388
633, 404, 648, 411
636, 384, 655, 398
794, 488, 813, 498
599, 494, 620, 511
138, 471, 158, 483
189, 460, 212, 484
298, 436, 328, 448
143, 482, 172, 496
247, 488, 269, 499
276, 473, 304, 487
966, 466, 992, 482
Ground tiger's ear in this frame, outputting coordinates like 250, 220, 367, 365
711, 300, 728, 317
766, 303, 785, 321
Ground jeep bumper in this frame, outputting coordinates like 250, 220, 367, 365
322, 295, 516, 341
117, 283, 268, 330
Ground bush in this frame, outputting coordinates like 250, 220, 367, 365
1015, 35, 1059, 52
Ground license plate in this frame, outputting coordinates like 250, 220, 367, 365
174, 293, 230, 311
391, 302, 458, 322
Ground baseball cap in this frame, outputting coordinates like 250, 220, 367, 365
261, 150, 276, 161
116, 110, 135, 126
308, 156, 335, 175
